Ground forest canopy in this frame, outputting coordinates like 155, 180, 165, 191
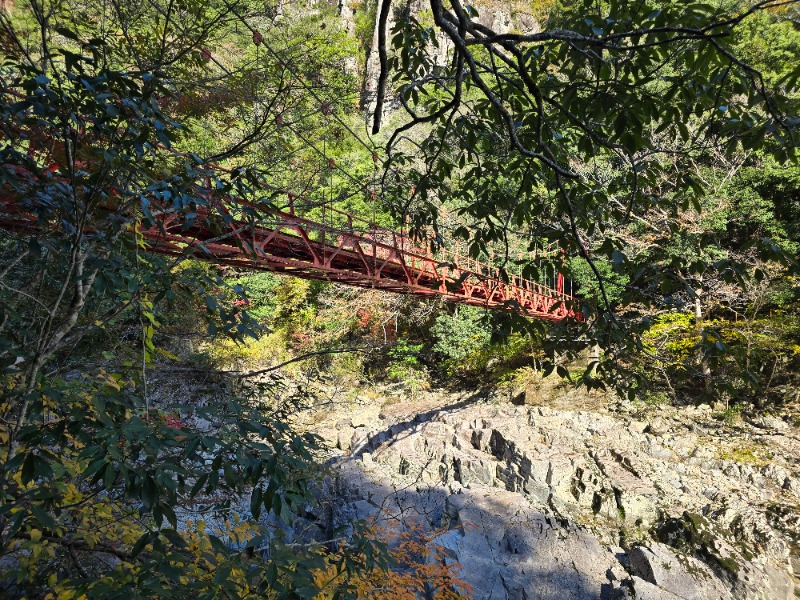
374, 0, 800, 393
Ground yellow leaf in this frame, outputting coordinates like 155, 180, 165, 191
30, 529, 42, 543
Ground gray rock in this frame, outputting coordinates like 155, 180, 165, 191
195, 417, 213, 432
629, 544, 734, 600
350, 427, 371, 454
646, 417, 671, 436
630, 575, 684, 600
762, 465, 789, 488
763, 562, 796, 600
749, 416, 789, 431
303, 385, 798, 600
336, 427, 354, 452
434, 490, 624, 600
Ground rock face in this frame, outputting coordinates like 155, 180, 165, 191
628, 544, 732, 600
434, 491, 626, 599
303, 389, 800, 599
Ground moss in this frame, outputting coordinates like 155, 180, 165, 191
684, 512, 709, 532
712, 405, 744, 424
716, 555, 740, 575
715, 442, 773, 466
652, 512, 746, 580
736, 542, 755, 562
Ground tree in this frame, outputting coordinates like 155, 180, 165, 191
371, 0, 800, 395
1, 0, 799, 595
0, 1, 391, 597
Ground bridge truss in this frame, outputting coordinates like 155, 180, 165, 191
145, 184, 579, 321
0, 167, 580, 322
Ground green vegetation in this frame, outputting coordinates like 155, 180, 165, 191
716, 442, 774, 466
430, 307, 493, 375
386, 340, 429, 394
0, 0, 798, 597
653, 511, 749, 577
0, 1, 390, 597
641, 312, 800, 405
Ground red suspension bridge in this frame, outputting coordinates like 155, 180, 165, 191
0, 0, 583, 323
0, 162, 581, 322
146, 182, 580, 322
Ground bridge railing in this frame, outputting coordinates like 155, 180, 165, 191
202, 185, 577, 315
0, 146, 581, 320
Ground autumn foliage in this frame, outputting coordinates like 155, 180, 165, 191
314, 519, 471, 599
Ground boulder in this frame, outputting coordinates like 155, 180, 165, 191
629, 543, 734, 600
630, 576, 684, 600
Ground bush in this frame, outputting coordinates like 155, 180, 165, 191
386, 341, 429, 394
430, 307, 492, 376
226, 272, 282, 323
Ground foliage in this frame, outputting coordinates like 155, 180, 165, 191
431, 306, 492, 369
428, 306, 538, 378
732, 6, 800, 88
566, 256, 629, 308
0, 34, 258, 383
207, 331, 292, 372
0, 368, 342, 598
715, 441, 774, 466
733, 159, 800, 247
314, 519, 471, 599
0, 1, 396, 597
226, 273, 283, 323
386, 340, 429, 393
377, 0, 800, 397
640, 312, 800, 405
352, 0, 380, 57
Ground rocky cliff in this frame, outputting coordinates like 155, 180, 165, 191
301, 386, 800, 599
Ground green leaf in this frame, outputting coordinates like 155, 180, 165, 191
142, 475, 158, 507
21, 452, 36, 484
250, 486, 263, 519
30, 505, 57, 530
131, 532, 153, 557
21, 453, 52, 484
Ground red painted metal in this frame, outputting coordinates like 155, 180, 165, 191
0, 166, 580, 321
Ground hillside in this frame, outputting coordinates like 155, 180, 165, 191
0, 0, 799, 597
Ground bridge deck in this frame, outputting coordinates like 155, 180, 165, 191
0, 168, 579, 321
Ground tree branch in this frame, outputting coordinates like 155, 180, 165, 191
371, 0, 393, 134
